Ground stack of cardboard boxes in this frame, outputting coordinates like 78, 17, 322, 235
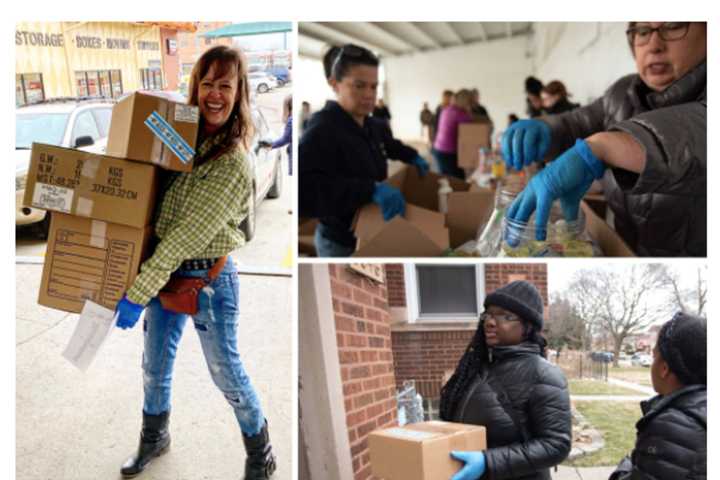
22, 92, 200, 313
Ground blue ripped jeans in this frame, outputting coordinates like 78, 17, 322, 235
142, 257, 265, 436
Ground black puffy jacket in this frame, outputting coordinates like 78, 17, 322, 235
610, 385, 706, 480
453, 343, 572, 480
542, 61, 706, 257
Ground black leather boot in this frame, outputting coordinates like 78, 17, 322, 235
121, 411, 171, 478
242, 420, 276, 479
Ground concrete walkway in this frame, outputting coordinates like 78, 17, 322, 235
16, 263, 292, 480
607, 377, 655, 395
554, 465, 616, 479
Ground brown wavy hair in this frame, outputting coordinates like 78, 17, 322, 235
188, 45, 253, 152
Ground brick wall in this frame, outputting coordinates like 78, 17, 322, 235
329, 265, 397, 480
391, 263, 548, 402
385, 264, 406, 307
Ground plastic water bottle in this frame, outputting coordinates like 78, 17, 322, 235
438, 178, 453, 214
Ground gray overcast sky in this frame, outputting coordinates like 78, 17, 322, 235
233, 32, 291, 52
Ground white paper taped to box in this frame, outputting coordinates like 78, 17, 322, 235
62, 300, 117, 371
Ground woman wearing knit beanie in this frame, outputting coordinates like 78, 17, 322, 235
440, 280, 571, 480
610, 312, 706, 480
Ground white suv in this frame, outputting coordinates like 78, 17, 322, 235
16, 98, 114, 238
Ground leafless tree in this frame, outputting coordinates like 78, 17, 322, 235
547, 296, 585, 356
656, 265, 707, 316
567, 265, 667, 367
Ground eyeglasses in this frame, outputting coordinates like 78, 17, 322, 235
626, 22, 691, 47
480, 311, 521, 325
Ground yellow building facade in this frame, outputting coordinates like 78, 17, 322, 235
16, 22, 166, 105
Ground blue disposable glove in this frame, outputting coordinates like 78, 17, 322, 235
372, 182, 406, 221
501, 119, 551, 171
412, 154, 430, 177
506, 138, 605, 242
450, 451, 486, 480
115, 295, 145, 330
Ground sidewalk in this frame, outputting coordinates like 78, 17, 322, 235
16, 263, 292, 480
554, 465, 616, 479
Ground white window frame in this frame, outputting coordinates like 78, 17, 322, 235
404, 264, 485, 323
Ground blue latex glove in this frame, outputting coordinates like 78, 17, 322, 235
501, 119, 551, 171
450, 451, 486, 480
372, 182, 406, 221
412, 154, 430, 177
115, 295, 145, 330
506, 138, 605, 242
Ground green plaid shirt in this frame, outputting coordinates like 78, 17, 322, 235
126, 132, 251, 305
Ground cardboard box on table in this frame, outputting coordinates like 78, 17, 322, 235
106, 91, 199, 172
369, 421, 487, 480
39, 213, 154, 313
458, 123, 493, 169
352, 167, 474, 257
23, 143, 159, 229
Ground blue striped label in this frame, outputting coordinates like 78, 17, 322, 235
144, 111, 195, 164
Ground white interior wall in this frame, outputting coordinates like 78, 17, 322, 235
383, 36, 533, 140
533, 22, 636, 105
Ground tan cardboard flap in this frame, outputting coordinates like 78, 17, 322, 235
405, 204, 449, 250
581, 202, 635, 257
446, 190, 495, 248
401, 167, 471, 211
354, 219, 446, 257
458, 123, 492, 168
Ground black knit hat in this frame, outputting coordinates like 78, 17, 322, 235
525, 76, 543, 96
484, 280, 544, 330
657, 312, 707, 385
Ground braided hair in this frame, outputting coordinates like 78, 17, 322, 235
439, 316, 547, 421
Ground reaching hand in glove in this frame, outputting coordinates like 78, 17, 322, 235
115, 295, 145, 330
450, 451, 486, 480
372, 182, 406, 221
412, 154, 430, 177
506, 138, 605, 242
501, 119, 551, 171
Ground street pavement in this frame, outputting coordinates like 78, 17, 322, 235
15, 86, 294, 480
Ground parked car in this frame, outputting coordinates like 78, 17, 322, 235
248, 71, 278, 94
264, 66, 291, 86
631, 353, 652, 367
16, 97, 114, 239
590, 351, 614, 363
239, 105, 283, 240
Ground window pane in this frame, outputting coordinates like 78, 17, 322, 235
86, 71, 99, 96
417, 266, 477, 315
76, 72, 88, 96
98, 71, 111, 98
23, 73, 44, 104
111, 70, 123, 98
72, 111, 100, 145
16, 75, 25, 106
92, 108, 113, 137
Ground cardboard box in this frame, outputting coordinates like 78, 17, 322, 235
369, 421, 487, 480
581, 202, 635, 257
39, 213, 154, 313
353, 167, 492, 257
23, 143, 159, 228
106, 91, 199, 172
458, 123, 492, 168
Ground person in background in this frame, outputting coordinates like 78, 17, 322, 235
432, 88, 473, 179
470, 88, 491, 121
373, 98, 392, 121
442, 281, 571, 480
298, 44, 430, 257
433, 89, 454, 143
525, 76, 544, 118
610, 312, 706, 480
541, 80, 580, 114
114, 46, 276, 480
263, 94, 292, 175
300, 101, 311, 133
420, 101, 434, 144
508, 113, 520, 126
503, 22, 706, 256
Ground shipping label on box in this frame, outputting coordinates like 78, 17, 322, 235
106, 91, 199, 172
23, 143, 158, 228
39, 213, 153, 314
369, 421, 487, 480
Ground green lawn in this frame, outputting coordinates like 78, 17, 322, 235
609, 366, 653, 387
568, 379, 639, 396
567, 401, 642, 467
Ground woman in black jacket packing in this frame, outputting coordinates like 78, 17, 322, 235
610, 312, 706, 480
441, 280, 571, 480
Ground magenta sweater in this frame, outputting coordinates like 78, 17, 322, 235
433, 105, 472, 153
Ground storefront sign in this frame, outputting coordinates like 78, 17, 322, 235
137, 41, 159, 51
16, 31, 64, 47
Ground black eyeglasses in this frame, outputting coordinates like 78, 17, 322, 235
626, 22, 691, 47
480, 311, 521, 325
